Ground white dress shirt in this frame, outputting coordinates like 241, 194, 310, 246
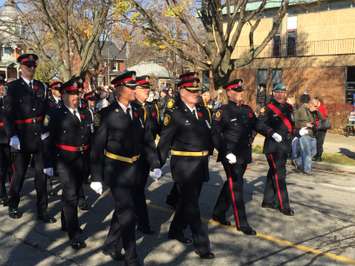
117, 101, 133, 119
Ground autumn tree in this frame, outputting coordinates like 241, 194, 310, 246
124, 0, 289, 89
0, 0, 112, 80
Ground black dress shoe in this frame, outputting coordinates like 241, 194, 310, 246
168, 233, 192, 245
70, 239, 86, 250
212, 215, 231, 226
280, 208, 295, 216
78, 200, 91, 211
261, 202, 278, 210
137, 226, 155, 235
8, 208, 22, 219
239, 226, 257, 235
102, 249, 124, 261
38, 213, 57, 224
195, 250, 215, 259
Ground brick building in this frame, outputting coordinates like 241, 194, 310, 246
228, 0, 355, 116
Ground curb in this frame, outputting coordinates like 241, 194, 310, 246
252, 153, 355, 174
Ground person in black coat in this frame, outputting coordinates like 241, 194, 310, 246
90, 71, 161, 266
0, 76, 10, 206
256, 83, 295, 216
4, 53, 56, 223
157, 72, 215, 260
211, 79, 257, 235
47, 77, 91, 250
131, 75, 161, 235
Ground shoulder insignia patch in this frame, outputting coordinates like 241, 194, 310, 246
166, 98, 175, 109
163, 113, 171, 126
214, 110, 222, 121
43, 115, 50, 127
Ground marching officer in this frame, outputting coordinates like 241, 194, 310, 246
256, 83, 295, 216
0, 76, 10, 206
211, 79, 257, 235
131, 75, 161, 235
90, 71, 161, 265
47, 77, 91, 249
46, 80, 63, 196
48, 80, 63, 109
4, 53, 56, 223
157, 72, 215, 259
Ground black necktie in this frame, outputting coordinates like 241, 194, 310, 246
126, 107, 132, 120
29, 81, 33, 90
192, 109, 198, 120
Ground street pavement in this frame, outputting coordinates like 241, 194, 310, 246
1, 156, 355, 266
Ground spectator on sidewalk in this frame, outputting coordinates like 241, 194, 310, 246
312, 96, 330, 161
293, 93, 317, 175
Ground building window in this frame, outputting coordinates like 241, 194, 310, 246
272, 34, 281, 57
272, 69, 282, 87
256, 69, 268, 106
286, 16, 297, 57
346, 66, 355, 105
286, 31, 297, 56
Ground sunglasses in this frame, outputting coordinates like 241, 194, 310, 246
22, 61, 37, 68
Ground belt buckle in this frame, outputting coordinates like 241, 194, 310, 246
32, 118, 36, 123
78, 146, 84, 152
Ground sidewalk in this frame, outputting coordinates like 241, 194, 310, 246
253, 133, 355, 173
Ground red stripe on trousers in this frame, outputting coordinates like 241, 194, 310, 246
268, 154, 284, 210
228, 176, 240, 228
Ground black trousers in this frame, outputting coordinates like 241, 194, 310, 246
104, 186, 138, 266
0, 144, 10, 198
166, 182, 179, 205
169, 180, 210, 255
213, 163, 250, 229
133, 165, 150, 230
263, 152, 291, 210
8, 151, 48, 213
57, 157, 86, 240
315, 130, 327, 158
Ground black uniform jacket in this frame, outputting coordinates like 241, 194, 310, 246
4, 78, 49, 152
212, 101, 257, 165
256, 98, 295, 154
90, 101, 160, 187
47, 106, 92, 165
157, 100, 214, 183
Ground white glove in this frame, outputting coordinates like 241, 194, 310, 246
226, 153, 237, 164
41, 132, 50, 140
150, 168, 162, 181
299, 127, 309, 136
90, 181, 103, 195
9, 135, 21, 150
272, 133, 282, 143
43, 168, 54, 177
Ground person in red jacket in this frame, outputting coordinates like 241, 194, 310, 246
312, 97, 330, 161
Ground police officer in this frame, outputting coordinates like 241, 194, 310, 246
157, 73, 215, 260
256, 83, 295, 216
131, 75, 161, 235
211, 79, 257, 235
46, 80, 63, 197
47, 77, 91, 249
4, 53, 56, 223
48, 80, 63, 109
0, 76, 10, 206
90, 71, 161, 265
